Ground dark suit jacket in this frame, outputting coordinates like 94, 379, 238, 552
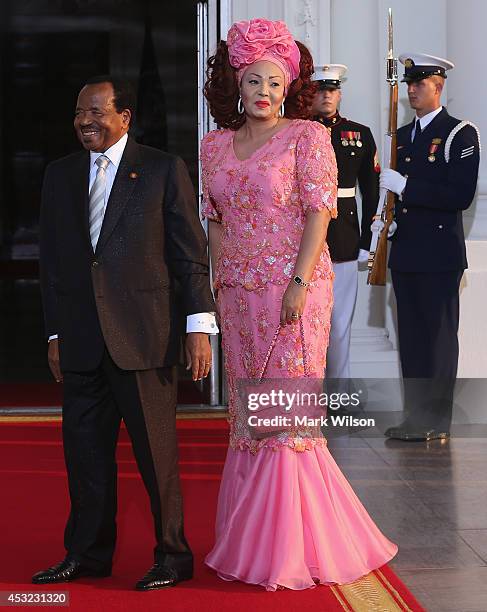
39, 136, 215, 372
389, 108, 480, 272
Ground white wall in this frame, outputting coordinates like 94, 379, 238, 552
220, 0, 486, 377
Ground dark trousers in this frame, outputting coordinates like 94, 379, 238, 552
61, 349, 191, 571
392, 270, 463, 431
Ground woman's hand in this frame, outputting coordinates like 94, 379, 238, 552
280, 282, 308, 325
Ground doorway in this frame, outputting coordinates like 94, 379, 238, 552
0, 0, 221, 409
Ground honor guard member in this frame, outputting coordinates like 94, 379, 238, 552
311, 65, 380, 379
380, 53, 480, 441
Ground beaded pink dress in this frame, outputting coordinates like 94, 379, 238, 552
201, 119, 397, 591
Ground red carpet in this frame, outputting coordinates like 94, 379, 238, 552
0, 419, 424, 611
0, 382, 206, 408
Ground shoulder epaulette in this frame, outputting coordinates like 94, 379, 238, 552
444, 121, 481, 163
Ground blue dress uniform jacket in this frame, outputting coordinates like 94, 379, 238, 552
388, 107, 480, 434
389, 107, 480, 271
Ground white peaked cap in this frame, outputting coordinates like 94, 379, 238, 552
312, 64, 348, 83
399, 53, 454, 82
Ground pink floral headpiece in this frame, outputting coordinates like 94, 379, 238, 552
226, 19, 301, 91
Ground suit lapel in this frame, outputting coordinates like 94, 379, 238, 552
95, 137, 142, 255
421, 106, 447, 137
69, 151, 91, 249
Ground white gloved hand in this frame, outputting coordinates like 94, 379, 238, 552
380, 169, 407, 196
387, 220, 397, 237
371, 219, 384, 234
370, 218, 397, 238
357, 249, 369, 263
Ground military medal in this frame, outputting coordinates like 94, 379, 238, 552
350, 139, 356, 147
428, 139, 440, 162
341, 131, 353, 147
356, 139, 363, 148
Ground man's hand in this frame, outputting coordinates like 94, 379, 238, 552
48, 339, 63, 383
380, 168, 407, 196
185, 333, 212, 381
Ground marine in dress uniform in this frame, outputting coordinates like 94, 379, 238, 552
311, 65, 380, 379
380, 54, 480, 440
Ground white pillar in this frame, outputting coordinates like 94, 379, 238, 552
447, 0, 487, 240
329, 0, 400, 376
446, 0, 487, 376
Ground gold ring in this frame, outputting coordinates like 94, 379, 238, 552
291, 313, 299, 319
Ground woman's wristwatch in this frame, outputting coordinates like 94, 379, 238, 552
293, 275, 309, 288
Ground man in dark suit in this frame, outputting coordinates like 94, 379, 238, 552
34, 76, 217, 589
311, 64, 380, 380
380, 54, 480, 441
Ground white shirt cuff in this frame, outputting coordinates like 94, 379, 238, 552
48, 334, 58, 342
357, 249, 369, 263
186, 312, 219, 334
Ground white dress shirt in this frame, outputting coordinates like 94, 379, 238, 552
410, 106, 443, 141
49, 134, 217, 340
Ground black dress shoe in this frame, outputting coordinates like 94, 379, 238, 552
135, 563, 193, 591
385, 426, 450, 441
32, 558, 111, 584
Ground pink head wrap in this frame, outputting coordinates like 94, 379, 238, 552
226, 19, 301, 92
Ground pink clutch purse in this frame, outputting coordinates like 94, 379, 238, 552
246, 318, 311, 440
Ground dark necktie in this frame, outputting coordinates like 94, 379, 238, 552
413, 119, 422, 143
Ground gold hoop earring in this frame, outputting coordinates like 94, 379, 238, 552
279, 99, 285, 118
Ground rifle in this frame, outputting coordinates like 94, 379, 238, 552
367, 8, 398, 286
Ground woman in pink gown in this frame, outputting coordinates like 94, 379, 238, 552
201, 19, 398, 591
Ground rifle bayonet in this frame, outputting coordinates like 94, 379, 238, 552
387, 8, 398, 84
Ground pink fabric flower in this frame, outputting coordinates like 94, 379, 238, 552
241, 18, 277, 42
226, 18, 300, 86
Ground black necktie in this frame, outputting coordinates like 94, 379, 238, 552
413, 119, 422, 143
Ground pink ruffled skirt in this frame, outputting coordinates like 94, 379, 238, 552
205, 445, 398, 591
205, 281, 398, 590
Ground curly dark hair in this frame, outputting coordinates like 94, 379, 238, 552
204, 40, 317, 130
